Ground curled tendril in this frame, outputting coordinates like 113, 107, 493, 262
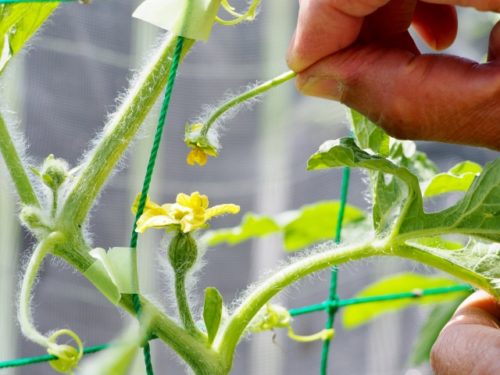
216, 0, 262, 26
47, 329, 83, 374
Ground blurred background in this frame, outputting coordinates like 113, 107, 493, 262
0, 1, 498, 374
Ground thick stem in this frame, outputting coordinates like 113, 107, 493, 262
18, 232, 65, 347
59, 34, 195, 228
200, 70, 296, 137
216, 241, 378, 368
0, 114, 39, 207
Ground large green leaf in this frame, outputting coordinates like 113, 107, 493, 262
0, 4, 57, 73
424, 161, 482, 197
282, 201, 365, 251
342, 273, 469, 329
202, 213, 280, 246
201, 200, 365, 251
350, 110, 390, 156
307, 137, 422, 233
399, 159, 500, 242
410, 296, 468, 366
307, 138, 500, 243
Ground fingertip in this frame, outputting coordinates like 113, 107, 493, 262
412, 3, 457, 51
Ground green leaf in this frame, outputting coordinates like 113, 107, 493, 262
389, 141, 438, 182
203, 287, 223, 345
202, 214, 280, 247
283, 201, 365, 251
0, 4, 57, 74
424, 161, 482, 197
342, 272, 468, 329
307, 137, 422, 233
349, 110, 390, 156
410, 296, 468, 366
201, 201, 366, 251
399, 159, 500, 242
308, 138, 500, 245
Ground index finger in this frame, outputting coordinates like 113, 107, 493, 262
287, 0, 416, 72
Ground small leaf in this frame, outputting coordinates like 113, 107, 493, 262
283, 201, 365, 251
410, 296, 468, 366
203, 287, 223, 345
350, 110, 390, 156
202, 214, 280, 247
342, 273, 468, 329
424, 161, 482, 197
0, 5, 58, 74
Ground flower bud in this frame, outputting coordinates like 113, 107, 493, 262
168, 232, 198, 275
41, 154, 69, 191
19, 206, 49, 232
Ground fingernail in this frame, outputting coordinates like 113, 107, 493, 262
298, 75, 343, 100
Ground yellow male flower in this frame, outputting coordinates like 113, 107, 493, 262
133, 192, 240, 233
184, 123, 219, 167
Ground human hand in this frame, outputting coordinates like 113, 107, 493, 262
431, 291, 500, 374
287, 1, 500, 150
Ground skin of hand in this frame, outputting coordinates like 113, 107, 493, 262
287, 0, 500, 150
431, 291, 500, 374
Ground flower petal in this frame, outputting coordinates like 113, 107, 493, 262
136, 214, 178, 233
205, 204, 240, 220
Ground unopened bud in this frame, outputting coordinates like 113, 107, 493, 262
41, 154, 69, 191
168, 232, 198, 275
19, 206, 49, 232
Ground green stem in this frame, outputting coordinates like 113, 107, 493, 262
58, 34, 195, 228
51, 190, 58, 218
216, 240, 378, 368
0, 114, 39, 207
18, 232, 65, 347
175, 274, 205, 338
200, 70, 296, 137
54, 238, 222, 374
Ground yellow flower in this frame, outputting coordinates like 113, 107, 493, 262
184, 123, 219, 167
134, 192, 240, 233
187, 147, 208, 166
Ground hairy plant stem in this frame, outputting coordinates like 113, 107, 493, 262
58, 34, 195, 229
200, 70, 296, 137
0, 114, 39, 207
216, 240, 378, 367
175, 273, 205, 339
53, 236, 223, 375
18, 232, 65, 347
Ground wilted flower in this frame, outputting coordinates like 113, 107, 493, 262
184, 123, 219, 167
